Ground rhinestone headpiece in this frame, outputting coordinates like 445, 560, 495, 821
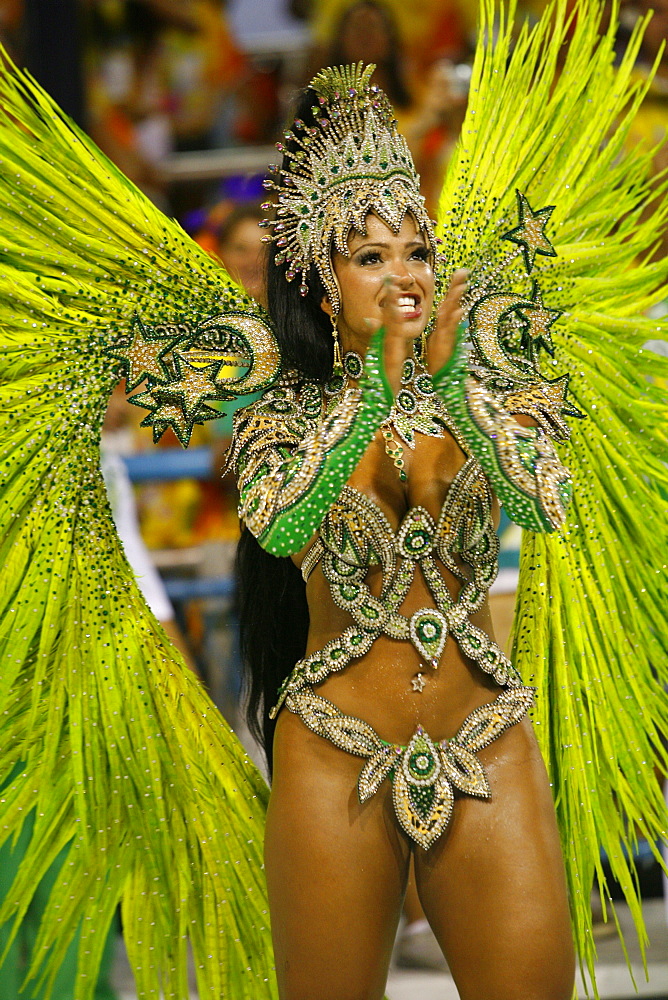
261, 63, 436, 312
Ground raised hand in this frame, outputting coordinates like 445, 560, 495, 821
425, 268, 468, 376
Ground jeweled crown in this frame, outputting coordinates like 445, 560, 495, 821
261, 63, 436, 312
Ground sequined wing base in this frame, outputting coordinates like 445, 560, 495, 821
436, 0, 668, 987
0, 51, 278, 999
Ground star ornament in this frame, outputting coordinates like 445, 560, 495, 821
504, 373, 584, 440
167, 352, 223, 420
503, 191, 557, 274
540, 374, 585, 422
154, 400, 222, 446
517, 282, 562, 358
128, 382, 221, 446
140, 398, 191, 445
106, 314, 176, 391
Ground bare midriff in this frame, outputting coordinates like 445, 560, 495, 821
291, 427, 503, 744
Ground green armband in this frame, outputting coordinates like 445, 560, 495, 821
236, 326, 393, 556
432, 328, 571, 533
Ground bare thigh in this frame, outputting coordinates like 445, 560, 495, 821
265, 710, 411, 1000
414, 718, 576, 1000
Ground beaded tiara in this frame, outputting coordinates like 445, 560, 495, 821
261, 63, 436, 313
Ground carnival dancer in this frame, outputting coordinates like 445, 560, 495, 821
0, 2, 667, 998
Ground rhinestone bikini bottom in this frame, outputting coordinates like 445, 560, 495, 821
284, 685, 535, 849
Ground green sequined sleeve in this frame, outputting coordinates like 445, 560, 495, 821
432, 328, 573, 533
228, 327, 393, 556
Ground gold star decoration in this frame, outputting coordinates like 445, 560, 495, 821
166, 352, 223, 420
147, 399, 222, 446
502, 191, 557, 273
106, 314, 177, 391
539, 374, 585, 421
127, 383, 221, 446
411, 672, 426, 692
517, 281, 562, 357
140, 397, 191, 445
504, 374, 584, 440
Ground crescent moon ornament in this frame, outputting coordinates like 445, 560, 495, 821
206, 313, 281, 397
468, 292, 535, 379
107, 309, 281, 446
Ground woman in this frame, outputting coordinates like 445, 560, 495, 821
230, 68, 575, 999
325, 0, 411, 110
0, 5, 667, 1000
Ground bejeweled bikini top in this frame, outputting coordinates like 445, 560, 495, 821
271, 451, 521, 718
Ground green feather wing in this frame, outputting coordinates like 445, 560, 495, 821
0, 51, 278, 999
437, 0, 668, 989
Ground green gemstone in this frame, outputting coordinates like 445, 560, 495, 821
408, 783, 434, 820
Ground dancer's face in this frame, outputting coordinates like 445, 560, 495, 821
323, 213, 435, 356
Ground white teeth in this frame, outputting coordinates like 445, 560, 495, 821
397, 296, 419, 314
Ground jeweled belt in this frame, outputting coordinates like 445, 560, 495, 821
284, 684, 535, 849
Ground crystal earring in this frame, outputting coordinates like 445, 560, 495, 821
331, 313, 343, 375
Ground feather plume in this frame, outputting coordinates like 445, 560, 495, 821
437, 0, 668, 990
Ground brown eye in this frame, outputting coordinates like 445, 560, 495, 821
358, 250, 382, 265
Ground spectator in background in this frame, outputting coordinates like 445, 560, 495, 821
310, 0, 470, 75
216, 203, 267, 305
326, 0, 411, 111
192, 201, 267, 306
315, 0, 470, 213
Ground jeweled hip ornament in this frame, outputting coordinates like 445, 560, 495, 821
285, 685, 535, 850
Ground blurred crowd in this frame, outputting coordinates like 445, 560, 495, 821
0, 0, 666, 684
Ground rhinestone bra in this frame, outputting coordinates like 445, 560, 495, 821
271, 453, 521, 718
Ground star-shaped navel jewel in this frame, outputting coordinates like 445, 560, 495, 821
411, 672, 426, 693
502, 191, 557, 274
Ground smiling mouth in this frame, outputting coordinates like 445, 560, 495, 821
397, 295, 421, 315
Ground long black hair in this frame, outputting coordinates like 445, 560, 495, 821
236, 85, 336, 776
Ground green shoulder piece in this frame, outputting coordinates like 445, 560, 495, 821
229, 326, 392, 556
433, 323, 573, 533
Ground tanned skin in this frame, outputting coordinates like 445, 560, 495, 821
264, 213, 575, 1000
